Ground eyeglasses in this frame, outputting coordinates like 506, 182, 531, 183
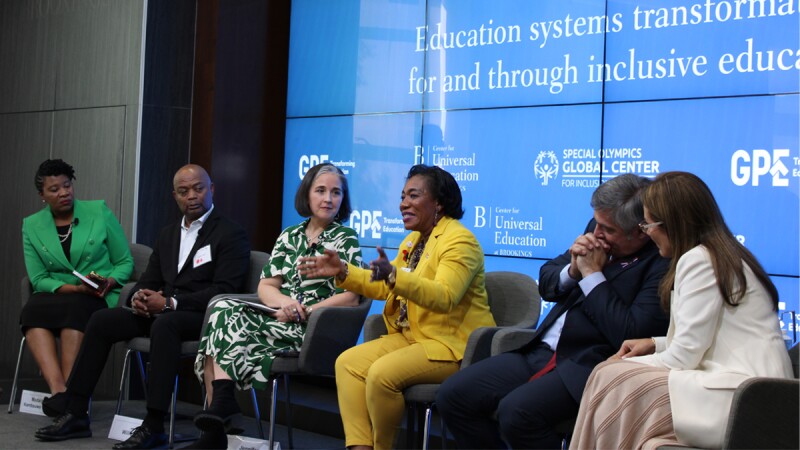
638, 221, 663, 233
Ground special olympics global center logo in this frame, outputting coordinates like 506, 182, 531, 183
534, 151, 559, 186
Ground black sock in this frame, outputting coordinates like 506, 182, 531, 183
209, 379, 240, 417
143, 408, 166, 433
65, 393, 89, 418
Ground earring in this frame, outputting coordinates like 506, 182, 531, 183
434, 210, 439, 225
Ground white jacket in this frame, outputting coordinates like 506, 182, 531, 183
630, 245, 793, 448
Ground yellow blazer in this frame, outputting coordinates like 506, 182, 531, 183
339, 216, 495, 361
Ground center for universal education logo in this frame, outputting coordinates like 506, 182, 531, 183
534, 151, 559, 186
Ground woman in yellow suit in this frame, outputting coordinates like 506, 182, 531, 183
300, 164, 495, 450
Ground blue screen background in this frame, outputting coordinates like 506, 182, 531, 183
285, 0, 799, 340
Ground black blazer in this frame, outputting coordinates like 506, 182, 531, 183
534, 220, 670, 401
130, 208, 251, 312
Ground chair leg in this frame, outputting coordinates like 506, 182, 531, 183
268, 377, 278, 450
283, 375, 293, 449
168, 375, 178, 449
421, 404, 432, 450
250, 388, 264, 439
135, 352, 147, 395
7, 337, 26, 414
115, 349, 133, 415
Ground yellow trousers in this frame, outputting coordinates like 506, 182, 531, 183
335, 330, 460, 449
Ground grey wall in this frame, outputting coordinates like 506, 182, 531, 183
0, 0, 145, 398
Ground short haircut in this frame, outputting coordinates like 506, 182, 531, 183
295, 163, 351, 222
35, 159, 75, 193
407, 165, 464, 220
590, 173, 651, 234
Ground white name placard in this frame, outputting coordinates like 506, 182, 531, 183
19, 390, 48, 416
227, 435, 280, 450
108, 414, 144, 441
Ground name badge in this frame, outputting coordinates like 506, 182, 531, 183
193, 245, 212, 268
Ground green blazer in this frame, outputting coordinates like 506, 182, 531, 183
22, 199, 134, 307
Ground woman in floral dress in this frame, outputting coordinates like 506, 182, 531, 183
186, 163, 362, 449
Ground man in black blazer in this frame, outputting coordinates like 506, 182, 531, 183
35, 164, 251, 449
437, 174, 669, 449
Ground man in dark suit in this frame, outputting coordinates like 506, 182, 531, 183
35, 164, 251, 449
437, 174, 670, 449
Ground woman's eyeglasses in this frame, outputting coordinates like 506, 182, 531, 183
638, 221, 663, 233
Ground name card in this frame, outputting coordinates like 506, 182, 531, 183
109, 414, 144, 441
227, 435, 280, 450
19, 390, 48, 416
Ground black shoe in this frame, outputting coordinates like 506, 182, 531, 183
34, 413, 91, 441
41, 392, 68, 418
179, 431, 228, 449
193, 410, 243, 435
112, 424, 168, 449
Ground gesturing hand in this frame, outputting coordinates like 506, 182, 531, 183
298, 248, 343, 279
370, 246, 393, 282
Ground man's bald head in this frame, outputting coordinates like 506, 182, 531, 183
172, 164, 214, 224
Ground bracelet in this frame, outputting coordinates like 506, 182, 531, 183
386, 266, 397, 287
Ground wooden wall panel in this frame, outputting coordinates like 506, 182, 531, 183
0, 113, 53, 376
54, 0, 141, 109
52, 107, 127, 216
0, 1, 56, 113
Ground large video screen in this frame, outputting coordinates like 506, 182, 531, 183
286, 0, 800, 336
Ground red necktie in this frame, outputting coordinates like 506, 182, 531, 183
529, 352, 557, 381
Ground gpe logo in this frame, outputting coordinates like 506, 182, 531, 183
350, 210, 383, 239
731, 149, 790, 187
298, 155, 330, 179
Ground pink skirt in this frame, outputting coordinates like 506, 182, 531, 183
570, 360, 686, 450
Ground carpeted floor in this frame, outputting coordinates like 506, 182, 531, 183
2, 398, 345, 450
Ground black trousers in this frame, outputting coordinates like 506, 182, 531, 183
66, 307, 204, 413
436, 344, 579, 449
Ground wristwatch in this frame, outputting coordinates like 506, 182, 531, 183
163, 297, 175, 312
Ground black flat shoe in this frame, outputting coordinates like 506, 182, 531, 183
34, 413, 91, 441
112, 424, 168, 449
193, 409, 243, 435
41, 391, 68, 418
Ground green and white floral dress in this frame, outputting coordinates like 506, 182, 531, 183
194, 220, 362, 389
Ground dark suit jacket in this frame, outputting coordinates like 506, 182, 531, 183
534, 220, 669, 401
129, 208, 251, 312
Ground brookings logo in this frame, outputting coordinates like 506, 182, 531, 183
534, 151, 559, 186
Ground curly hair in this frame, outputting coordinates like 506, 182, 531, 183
406, 165, 464, 220
35, 159, 75, 193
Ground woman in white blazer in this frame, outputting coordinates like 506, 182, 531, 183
570, 171, 793, 450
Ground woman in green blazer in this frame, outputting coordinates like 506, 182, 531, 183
21, 159, 133, 403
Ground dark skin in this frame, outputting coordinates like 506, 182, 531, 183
130, 164, 214, 317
